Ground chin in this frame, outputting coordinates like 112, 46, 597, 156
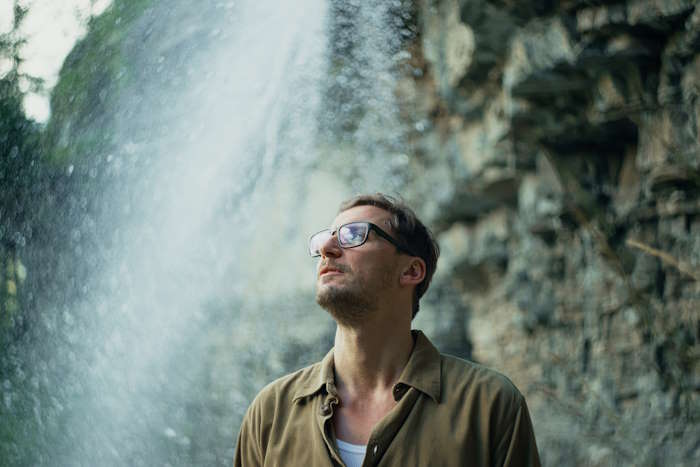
316, 286, 373, 326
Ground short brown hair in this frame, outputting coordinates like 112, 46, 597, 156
338, 193, 440, 318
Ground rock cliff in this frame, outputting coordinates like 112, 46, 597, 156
407, 1, 699, 465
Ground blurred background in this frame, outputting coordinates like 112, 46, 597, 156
0, 0, 698, 465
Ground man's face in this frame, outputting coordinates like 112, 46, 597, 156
315, 205, 402, 325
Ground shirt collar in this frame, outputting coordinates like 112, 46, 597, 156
292, 347, 336, 402
291, 329, 442, 403
398, 330, 441, 403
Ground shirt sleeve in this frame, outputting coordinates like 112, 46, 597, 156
494, 393, 541, 467
234, 402, 264, 467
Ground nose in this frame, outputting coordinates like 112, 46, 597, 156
319, 231, 341, 258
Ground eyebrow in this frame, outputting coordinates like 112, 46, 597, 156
330, 221, 361, 230
332, 219, 391, 229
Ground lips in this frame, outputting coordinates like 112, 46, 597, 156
319, 264, 345, 277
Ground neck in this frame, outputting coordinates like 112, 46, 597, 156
332, 312, 413, 397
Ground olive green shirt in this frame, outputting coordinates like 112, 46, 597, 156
234, 330, 541, 467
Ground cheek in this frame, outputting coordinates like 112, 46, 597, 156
366, 263, 399, 284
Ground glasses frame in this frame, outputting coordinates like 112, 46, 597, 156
308, 221, 416, 258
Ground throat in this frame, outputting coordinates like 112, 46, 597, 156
333, 392, 397, 445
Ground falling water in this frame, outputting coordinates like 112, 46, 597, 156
2, 0, 417, 464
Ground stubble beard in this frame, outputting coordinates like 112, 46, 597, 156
316, 282, 373, 327
315, 267, 394, 327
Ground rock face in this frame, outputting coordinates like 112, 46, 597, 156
408, 1, 699, 465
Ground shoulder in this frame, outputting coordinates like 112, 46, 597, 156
437, 355, 541, 465
236, 361, 326, 465
439, 353, 524, 408
246, 359, 324, 416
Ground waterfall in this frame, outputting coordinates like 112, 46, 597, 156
2, 0, 417, 465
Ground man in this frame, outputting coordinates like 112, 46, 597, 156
235, 193, 541, 466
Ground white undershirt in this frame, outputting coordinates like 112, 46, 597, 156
336, 438, 367, 467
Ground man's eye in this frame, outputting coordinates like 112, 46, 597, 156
342, 226, 364, 243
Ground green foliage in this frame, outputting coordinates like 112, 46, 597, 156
0, 22, 41, 343
0, 7, 44, 464
44, 0, 153, 165
2, 2, 156, 462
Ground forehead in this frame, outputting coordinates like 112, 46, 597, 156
332, 205, 393, 230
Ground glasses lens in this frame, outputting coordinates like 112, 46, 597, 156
338, 222, 369, 247
309, 229, 331, 256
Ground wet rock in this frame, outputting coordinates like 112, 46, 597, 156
453, 97, 512, 177
436, 208, 510, 291
612, 148, 641, 217
409, 1, 699, 464
415, 282, 472, 360
457, 0, 518, 79
435, 168, 519, 224
646, 164, 700, 199
422, 0, 475, 95
503, 17, 582, 97
517, 155, 566, 241
576, 0, 696, 33
630, 248, 661, 292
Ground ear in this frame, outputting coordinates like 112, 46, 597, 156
399, 257, 426, 287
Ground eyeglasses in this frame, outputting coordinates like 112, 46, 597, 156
308, 221, 416, 257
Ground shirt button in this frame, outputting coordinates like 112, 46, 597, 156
319, 403, 331, 416
393, 384, 405, 400
372, 444, 378, 456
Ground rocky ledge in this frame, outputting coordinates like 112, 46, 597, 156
406, 1, 699, 465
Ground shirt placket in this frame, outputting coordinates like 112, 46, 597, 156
361, 385, 419, 467
316, 383, 345, 466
